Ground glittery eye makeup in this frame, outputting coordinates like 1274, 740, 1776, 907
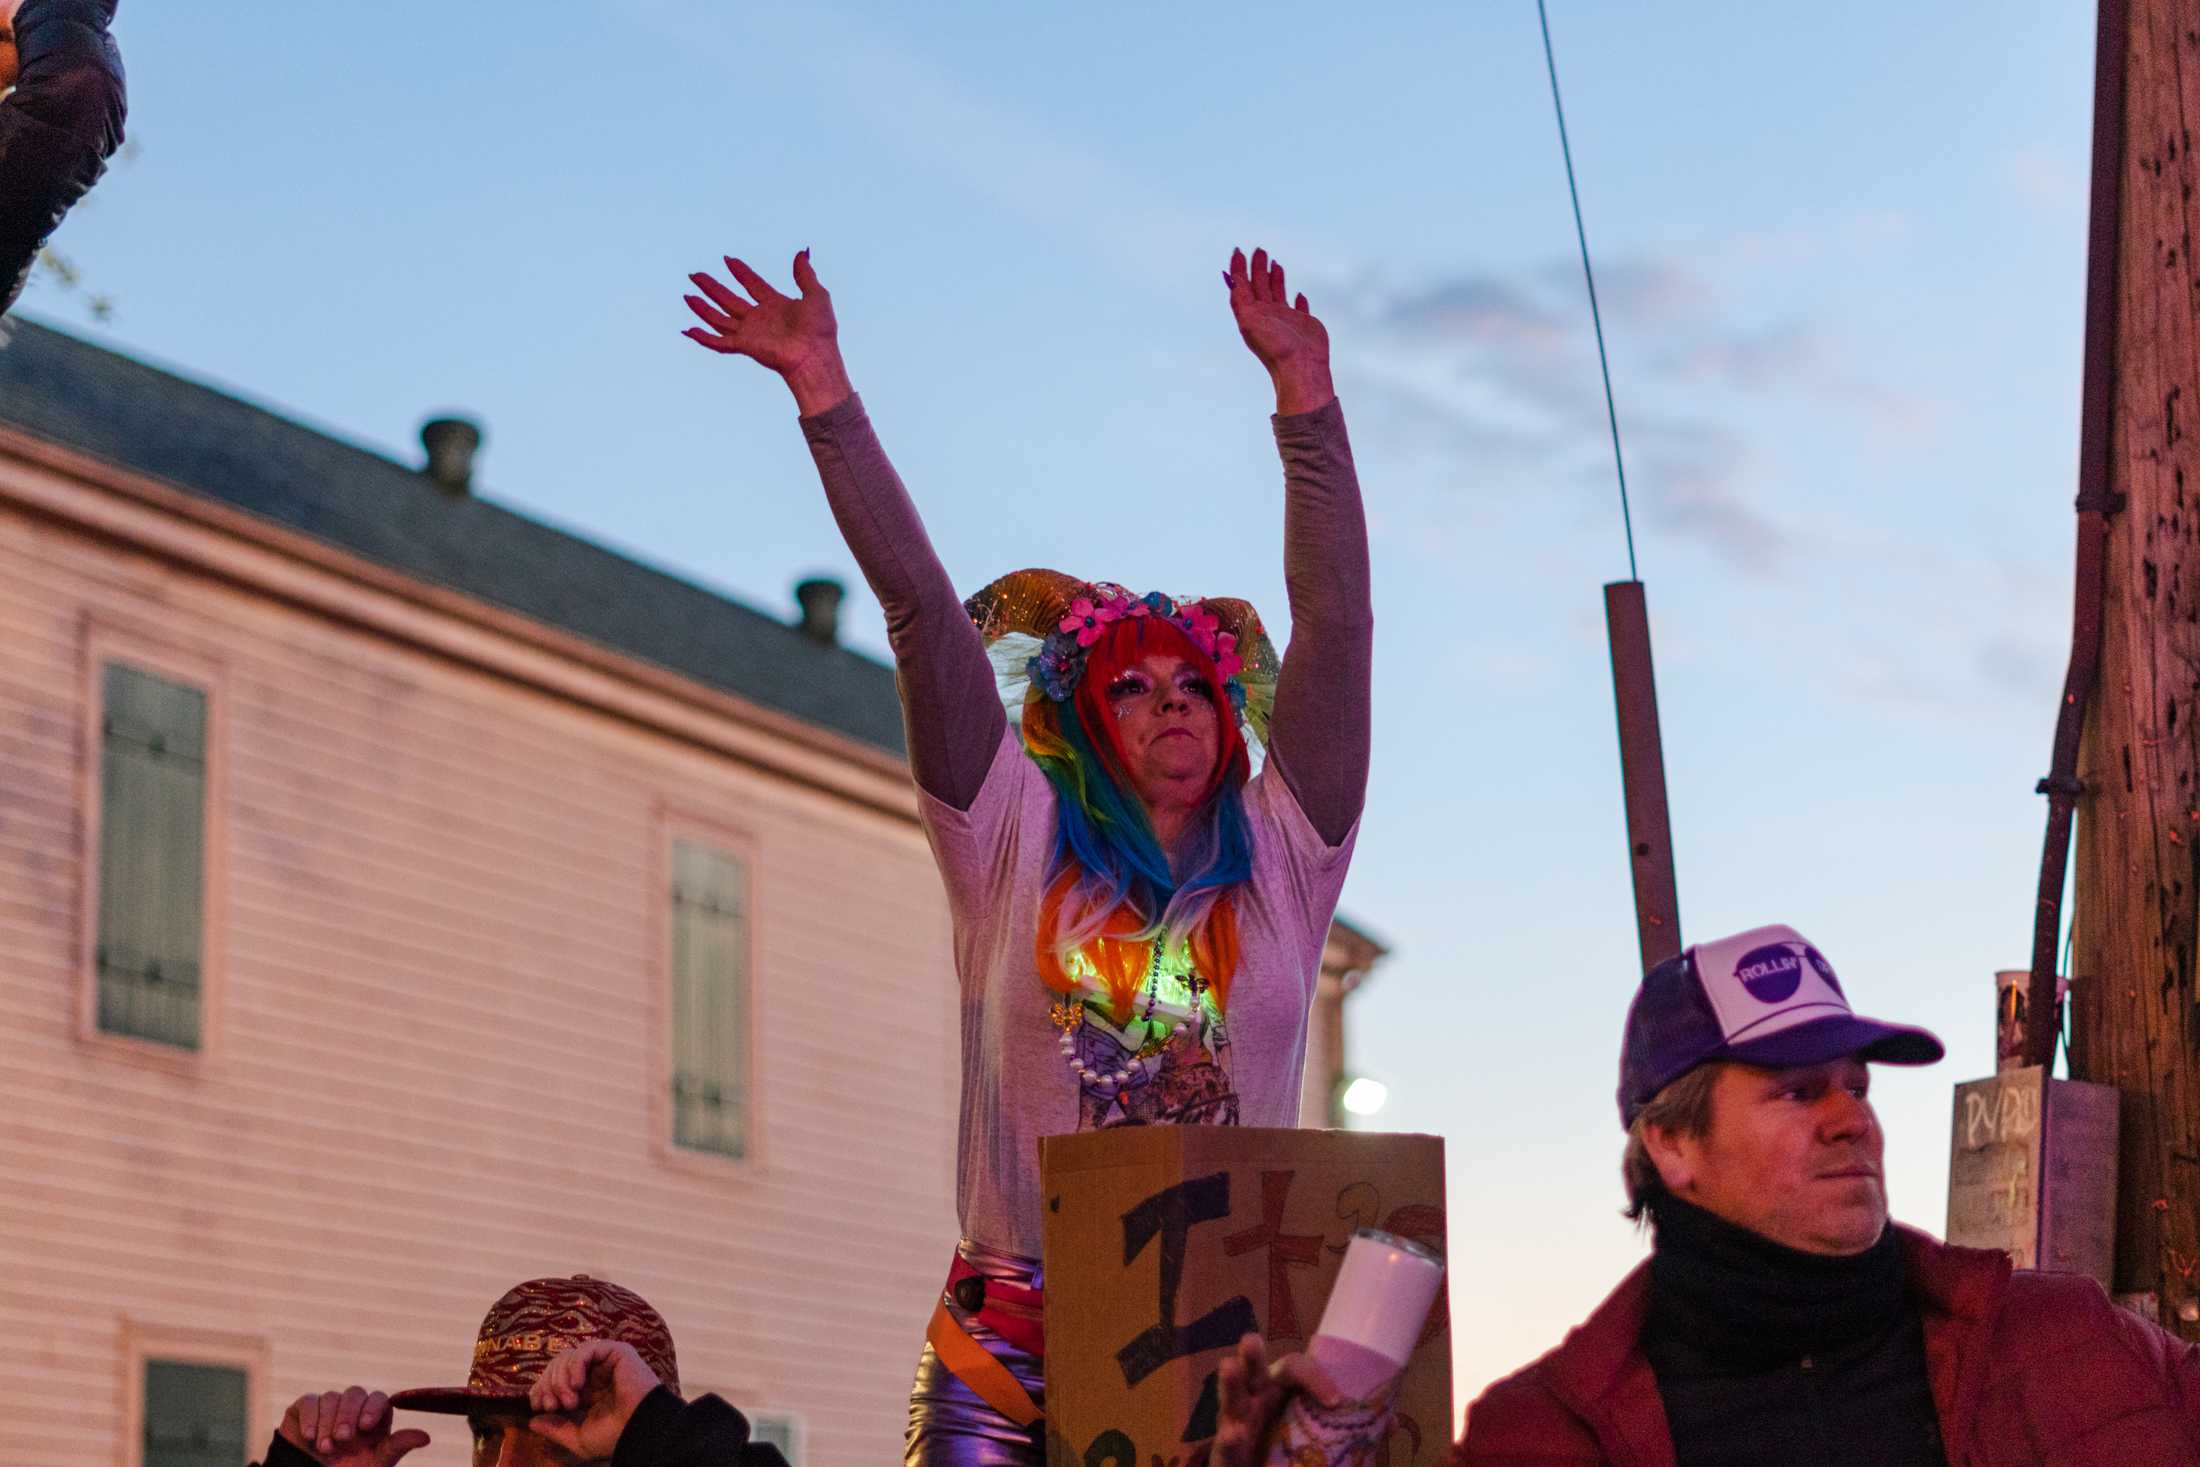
1106, 673, 1151, 701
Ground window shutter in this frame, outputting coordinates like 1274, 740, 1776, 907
670, 839, 749, 1157
750, 1412, 802, 1463
142, 1360, 247, 1467
98, 663, 209, 1049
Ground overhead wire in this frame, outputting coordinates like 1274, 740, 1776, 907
1536, 0, 1638, 581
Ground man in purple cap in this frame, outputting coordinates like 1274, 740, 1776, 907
249, 1273, 789, 1467
1453, 923, 2200, 1465
1217, 924, 2200, 1465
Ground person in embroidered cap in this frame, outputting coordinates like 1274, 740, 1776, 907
681, 244, 1370, 1465
250, 1274, 789, 1467
1217, 924, 2200, 1466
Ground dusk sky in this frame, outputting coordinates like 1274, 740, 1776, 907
20, 0, 2099, 1413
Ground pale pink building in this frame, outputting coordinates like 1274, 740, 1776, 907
0, 321, 1384, 1467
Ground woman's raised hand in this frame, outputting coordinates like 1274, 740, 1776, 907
1225, 246, 1335, 416
683, 250, 853, 415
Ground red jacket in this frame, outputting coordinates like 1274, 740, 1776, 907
1458, 1228, 2200, 1466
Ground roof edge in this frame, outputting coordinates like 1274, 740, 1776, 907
0, 421, 921, 822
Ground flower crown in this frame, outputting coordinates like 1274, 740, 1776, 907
1027, 587, 1248, 709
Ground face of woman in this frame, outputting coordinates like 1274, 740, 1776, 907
1102, 651, 1224, 810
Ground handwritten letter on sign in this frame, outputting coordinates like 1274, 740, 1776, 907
1946, 1066, 2119, 1286
1041, 1127, 1449, 1467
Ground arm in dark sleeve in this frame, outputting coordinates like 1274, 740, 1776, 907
612, 1386, 791, 1467
251, 1432, 318, 1467
800, 393, 1005, 810
0, 0, 126, 311
1261, 398, 1372, 847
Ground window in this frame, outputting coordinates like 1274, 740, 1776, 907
750, 1411, 802, 1464
669, 838, 750, 1158
141, 1359, 247, 1467
96, 661, 210, 1049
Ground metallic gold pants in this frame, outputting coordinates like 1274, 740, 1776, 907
905, 1240, 1046, 1467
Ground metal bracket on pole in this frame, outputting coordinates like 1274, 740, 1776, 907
1605, 581, 1682, 973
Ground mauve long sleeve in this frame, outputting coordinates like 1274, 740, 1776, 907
799, 393, 1005, 811
1264, 399, 1372, 848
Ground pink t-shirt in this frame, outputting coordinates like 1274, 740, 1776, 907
920, 724, 1358, 1258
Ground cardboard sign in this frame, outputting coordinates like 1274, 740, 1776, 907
1041, 1127, 1449, 1467
1946, 1066, 2119, 1285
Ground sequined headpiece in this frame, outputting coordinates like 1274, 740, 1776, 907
965, 568, 1280, 760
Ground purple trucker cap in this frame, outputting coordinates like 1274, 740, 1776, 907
1617, 924, 1944, 1128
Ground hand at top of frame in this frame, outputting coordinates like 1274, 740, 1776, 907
1225, 246, 1335, 416
1, 0, 124, 95
276, 1388, 431, 1467
522, 1338, 664, 1462
682, 249, 853, 416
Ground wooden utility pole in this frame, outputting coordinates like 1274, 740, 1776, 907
1606, 582, 1682, 975
2068, 0, 2200, 1336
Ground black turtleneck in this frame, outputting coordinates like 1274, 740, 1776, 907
1642, 1194, 1947, 1467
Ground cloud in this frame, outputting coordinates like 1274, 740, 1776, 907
1977, 633, 2060, 698
1333, 256, 1858, 571
1838, 208, 1914, 249
628, 0, 1283, 287
1628, 422, 1793, 570
1539, 256, 1710, 325
1643, 324, 1935, 436
2001, 147, 2086, 214
1380, 275, 1571, 352
1644, 324, 1818, 386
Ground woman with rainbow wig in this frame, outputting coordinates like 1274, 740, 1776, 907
682, 244, 1369, 1466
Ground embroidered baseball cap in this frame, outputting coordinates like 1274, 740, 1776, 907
389, 1275, 678, 1417
1617, 924, 1944, 1128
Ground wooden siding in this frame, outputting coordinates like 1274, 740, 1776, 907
0, 467, 959, 1466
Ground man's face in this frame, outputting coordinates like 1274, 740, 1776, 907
1652, 1057, 1888, 1255
470, 1417, 587, 1467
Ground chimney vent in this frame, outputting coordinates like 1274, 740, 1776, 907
420, 416, 483, 494
794, 577, 844, 645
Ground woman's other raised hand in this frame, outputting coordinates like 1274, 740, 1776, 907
683, 250, 854, 416
1225, 246, 1335, 416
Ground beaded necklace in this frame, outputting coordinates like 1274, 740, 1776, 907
1050, 944, 1227, 1098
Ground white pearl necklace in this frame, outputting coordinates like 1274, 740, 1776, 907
1057, 959, 1214, 1098
1060, 1014, 1195, 1096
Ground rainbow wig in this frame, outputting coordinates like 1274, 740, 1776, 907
1022, 611, 1255, 1023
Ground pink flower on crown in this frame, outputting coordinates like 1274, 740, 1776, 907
1174, 602, 1223, 657
1059, 596, 1120, 647
1213, 631, 1243, 681
1109, 593, 1151, 620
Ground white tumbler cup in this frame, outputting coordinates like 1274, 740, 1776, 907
1261, 1228, 1446, 1465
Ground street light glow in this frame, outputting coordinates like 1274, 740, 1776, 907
1340, 1076, 1389, 1118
